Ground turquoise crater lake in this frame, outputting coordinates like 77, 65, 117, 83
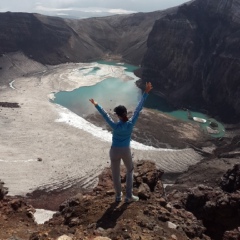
53, 61, 225, 138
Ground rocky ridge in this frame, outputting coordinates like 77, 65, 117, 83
0, 9, 175, 66
168, 176, 240, 239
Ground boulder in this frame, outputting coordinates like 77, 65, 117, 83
0, 180, 8, 200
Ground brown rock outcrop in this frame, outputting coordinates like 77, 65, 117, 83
0, 160, 213, 239
167, 184, 240, 239
221, 164, 240, 193
0, 197, 37, 239
223, 228, 240, 240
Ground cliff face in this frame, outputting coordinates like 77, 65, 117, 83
141, 0, 240, 123
0, 10, 175, 65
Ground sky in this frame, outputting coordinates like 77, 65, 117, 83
0, 0, 190, 18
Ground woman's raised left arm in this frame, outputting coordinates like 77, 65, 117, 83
89, 99, 116, 129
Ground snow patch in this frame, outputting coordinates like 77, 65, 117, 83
55, 105, 175, 151
34, 209, 56, 224
0, 159, 37, 163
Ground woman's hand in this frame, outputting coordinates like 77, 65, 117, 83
145, 82, 153, 93
89, 98, 98, 106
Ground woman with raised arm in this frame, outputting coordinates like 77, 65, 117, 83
89, 82, 153, 203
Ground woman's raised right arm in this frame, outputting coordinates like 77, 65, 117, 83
130, 82, 153, 125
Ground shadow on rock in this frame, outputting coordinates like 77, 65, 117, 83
96, 202, 128, 229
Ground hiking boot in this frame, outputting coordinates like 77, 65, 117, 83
115, 192, 123, 202
125, 195, 139, 203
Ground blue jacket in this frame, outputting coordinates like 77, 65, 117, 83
95, 92, 148, 147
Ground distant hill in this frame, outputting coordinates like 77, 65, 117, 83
0, 10, 175, 65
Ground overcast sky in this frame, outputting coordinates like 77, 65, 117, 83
0, 0, 190, 18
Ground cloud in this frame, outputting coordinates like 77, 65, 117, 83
108, 9, 136, 14
0, 0, 190, 16
35, 0, 78, 8
35, 6, 72, 12
34, 0, 182, 13
35, 5, 136, 15
56, 13, 69, 16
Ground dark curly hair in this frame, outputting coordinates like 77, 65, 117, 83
114, 105, 128, 122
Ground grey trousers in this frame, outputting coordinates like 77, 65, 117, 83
109, 147, 134, 199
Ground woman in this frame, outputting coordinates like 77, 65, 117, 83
89, 82, 153, 203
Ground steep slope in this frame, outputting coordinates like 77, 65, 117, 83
140, 0, 240, 123
0, 9, 176, 65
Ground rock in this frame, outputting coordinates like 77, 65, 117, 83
68, 217, 81, 227
95, 160, 164, 199
93, 237, 111, 240
171, 234, 178, 240
220, 164, 240, 192
223, 229, 240, 240
158, 197, 167, 207
57, 235, 72, 240
155, 180, 165, 197
7, 237, 24, 240
209, 121, 218, 128
26, 210, 34, 219
167, 183, 240, 239
167, 221, 177, 229
134, 160, 164, 192
0, 102, 20, 108
106, 190, 115, 196
0, 180, 8, 200
165, 203, 173, 212
26, 231, 50, 240
59, 193, 83, 212
11, 199, 22, 211
138, 183, 151, 199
